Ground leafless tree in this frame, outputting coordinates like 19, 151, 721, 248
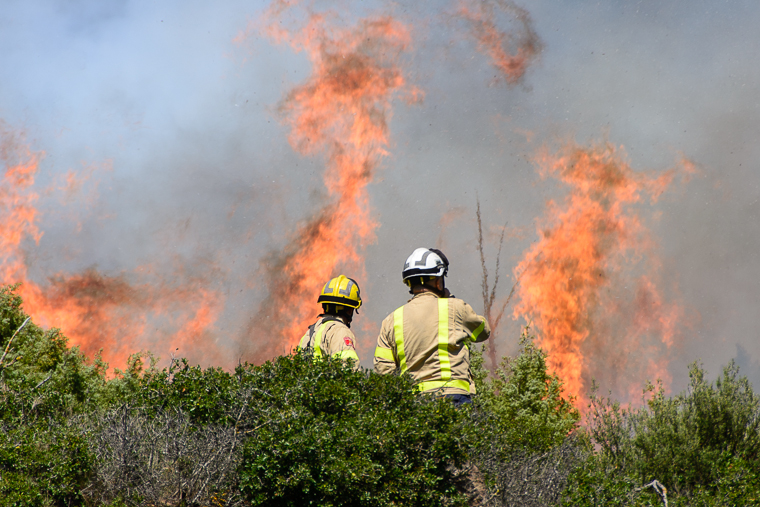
476, 199, 518, 372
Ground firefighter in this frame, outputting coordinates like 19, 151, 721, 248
374, 248, 490, 405
298, 275, 361, 366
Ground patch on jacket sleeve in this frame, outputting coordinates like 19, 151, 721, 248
343, 336, 355, 348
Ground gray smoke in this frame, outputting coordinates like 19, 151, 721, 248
1, 0, 759, 400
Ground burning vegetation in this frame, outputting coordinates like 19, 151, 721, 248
2, 285, 758, 506
512, 141, 690, 407
0, 0, 691, 415
242, 12, 420, 360
2, 0, 759, 505
0, 127, 223, 370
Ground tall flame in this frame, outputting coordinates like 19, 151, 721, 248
0, 126, 223, 370
241, 11, 418, 359
513, 140, 688, 408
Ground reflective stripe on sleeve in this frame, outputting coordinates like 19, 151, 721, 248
298, 333, 309, 350
334, 349, 359, 362
374, 346, 395, 362
417, 379, 470, 393
312, 322, 329, 358
437, 298, 451, 381
393, 307, 407, 373
470, 320, 486, 342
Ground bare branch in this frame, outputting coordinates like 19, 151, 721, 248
83, 404, 247, 507
0, 316, 30, 369
492, 276, 520, 332
475, 197, 516, 372
33, 372, 53, 390
469, 435, 588, 506
637, 479, 669, 506
487, 224, 508, 312
477, 198, 490, 322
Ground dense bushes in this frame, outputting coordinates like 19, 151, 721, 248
82, 353, 470, 506
0, 285, 472, 506
2, 282, 760, 506
473, 332, 580, 453
562, 362, 760, 506
0, 285, 102, 506
237, 354, 468, 506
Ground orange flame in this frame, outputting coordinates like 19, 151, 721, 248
513, 140, 686, 408
458, 0, 543, 85
0, 126, 44, 287
0, 127, 222, 371
242, 12, 417, 359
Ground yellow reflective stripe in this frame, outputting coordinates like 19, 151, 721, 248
298, 332, 309, 350
374, 346, 395, 361
393, 307, 407, 373
417, 379, 470, 393
313, 321, 330, 358
470, 320, 485, 342
438, 298, 451, 381
334, 349, 359, 362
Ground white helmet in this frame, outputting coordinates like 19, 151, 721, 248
402, 247, 449, 282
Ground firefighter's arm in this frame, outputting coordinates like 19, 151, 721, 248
461, 302, 491, 343
373, 316, 398, 374
326, 325, 360, 366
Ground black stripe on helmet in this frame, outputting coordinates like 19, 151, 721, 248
428, 248, 449, 268
402, 266, 443, 279
317, 294, 361, 308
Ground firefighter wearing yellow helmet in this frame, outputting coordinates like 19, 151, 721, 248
373, 248, 490, 406
298, 275, 361, 366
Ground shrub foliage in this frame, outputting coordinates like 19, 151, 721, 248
562, 362, 760, 506
468, 331, 583, 506
0, 285, 470, 506
236, 354, 468, 506
1, 283, 759, 507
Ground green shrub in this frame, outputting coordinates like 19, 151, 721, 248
0, 285, 98, 506
1, 285, 472, 506
680, 455, 760, 506
237, 352, 469, 507
637, 362, 760, 489
562, 361, 760, 506
467, 330, 583, 506
473, 330, 580, 453
120, 354, 238, 426
0, 424, 93, 507
80, 348, 472, 506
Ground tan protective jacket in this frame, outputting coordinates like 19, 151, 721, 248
298, 314, 360, 366
374, 291, 490, 395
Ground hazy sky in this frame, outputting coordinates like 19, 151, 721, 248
1, 0, 758, 399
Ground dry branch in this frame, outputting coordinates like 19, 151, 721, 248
82, 404, 246, 507
472, 435, 587, 507
476, 199, 518, 372
0, 316, 30, 370
637, 479, 668, 506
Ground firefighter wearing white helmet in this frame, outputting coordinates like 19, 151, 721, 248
298, 275, 361, 367
374, 248, 491, 405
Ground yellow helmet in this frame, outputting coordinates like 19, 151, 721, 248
318, 275, 362, 309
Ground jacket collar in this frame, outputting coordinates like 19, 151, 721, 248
409, 291, 440, 302
318, 313, 347, 325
